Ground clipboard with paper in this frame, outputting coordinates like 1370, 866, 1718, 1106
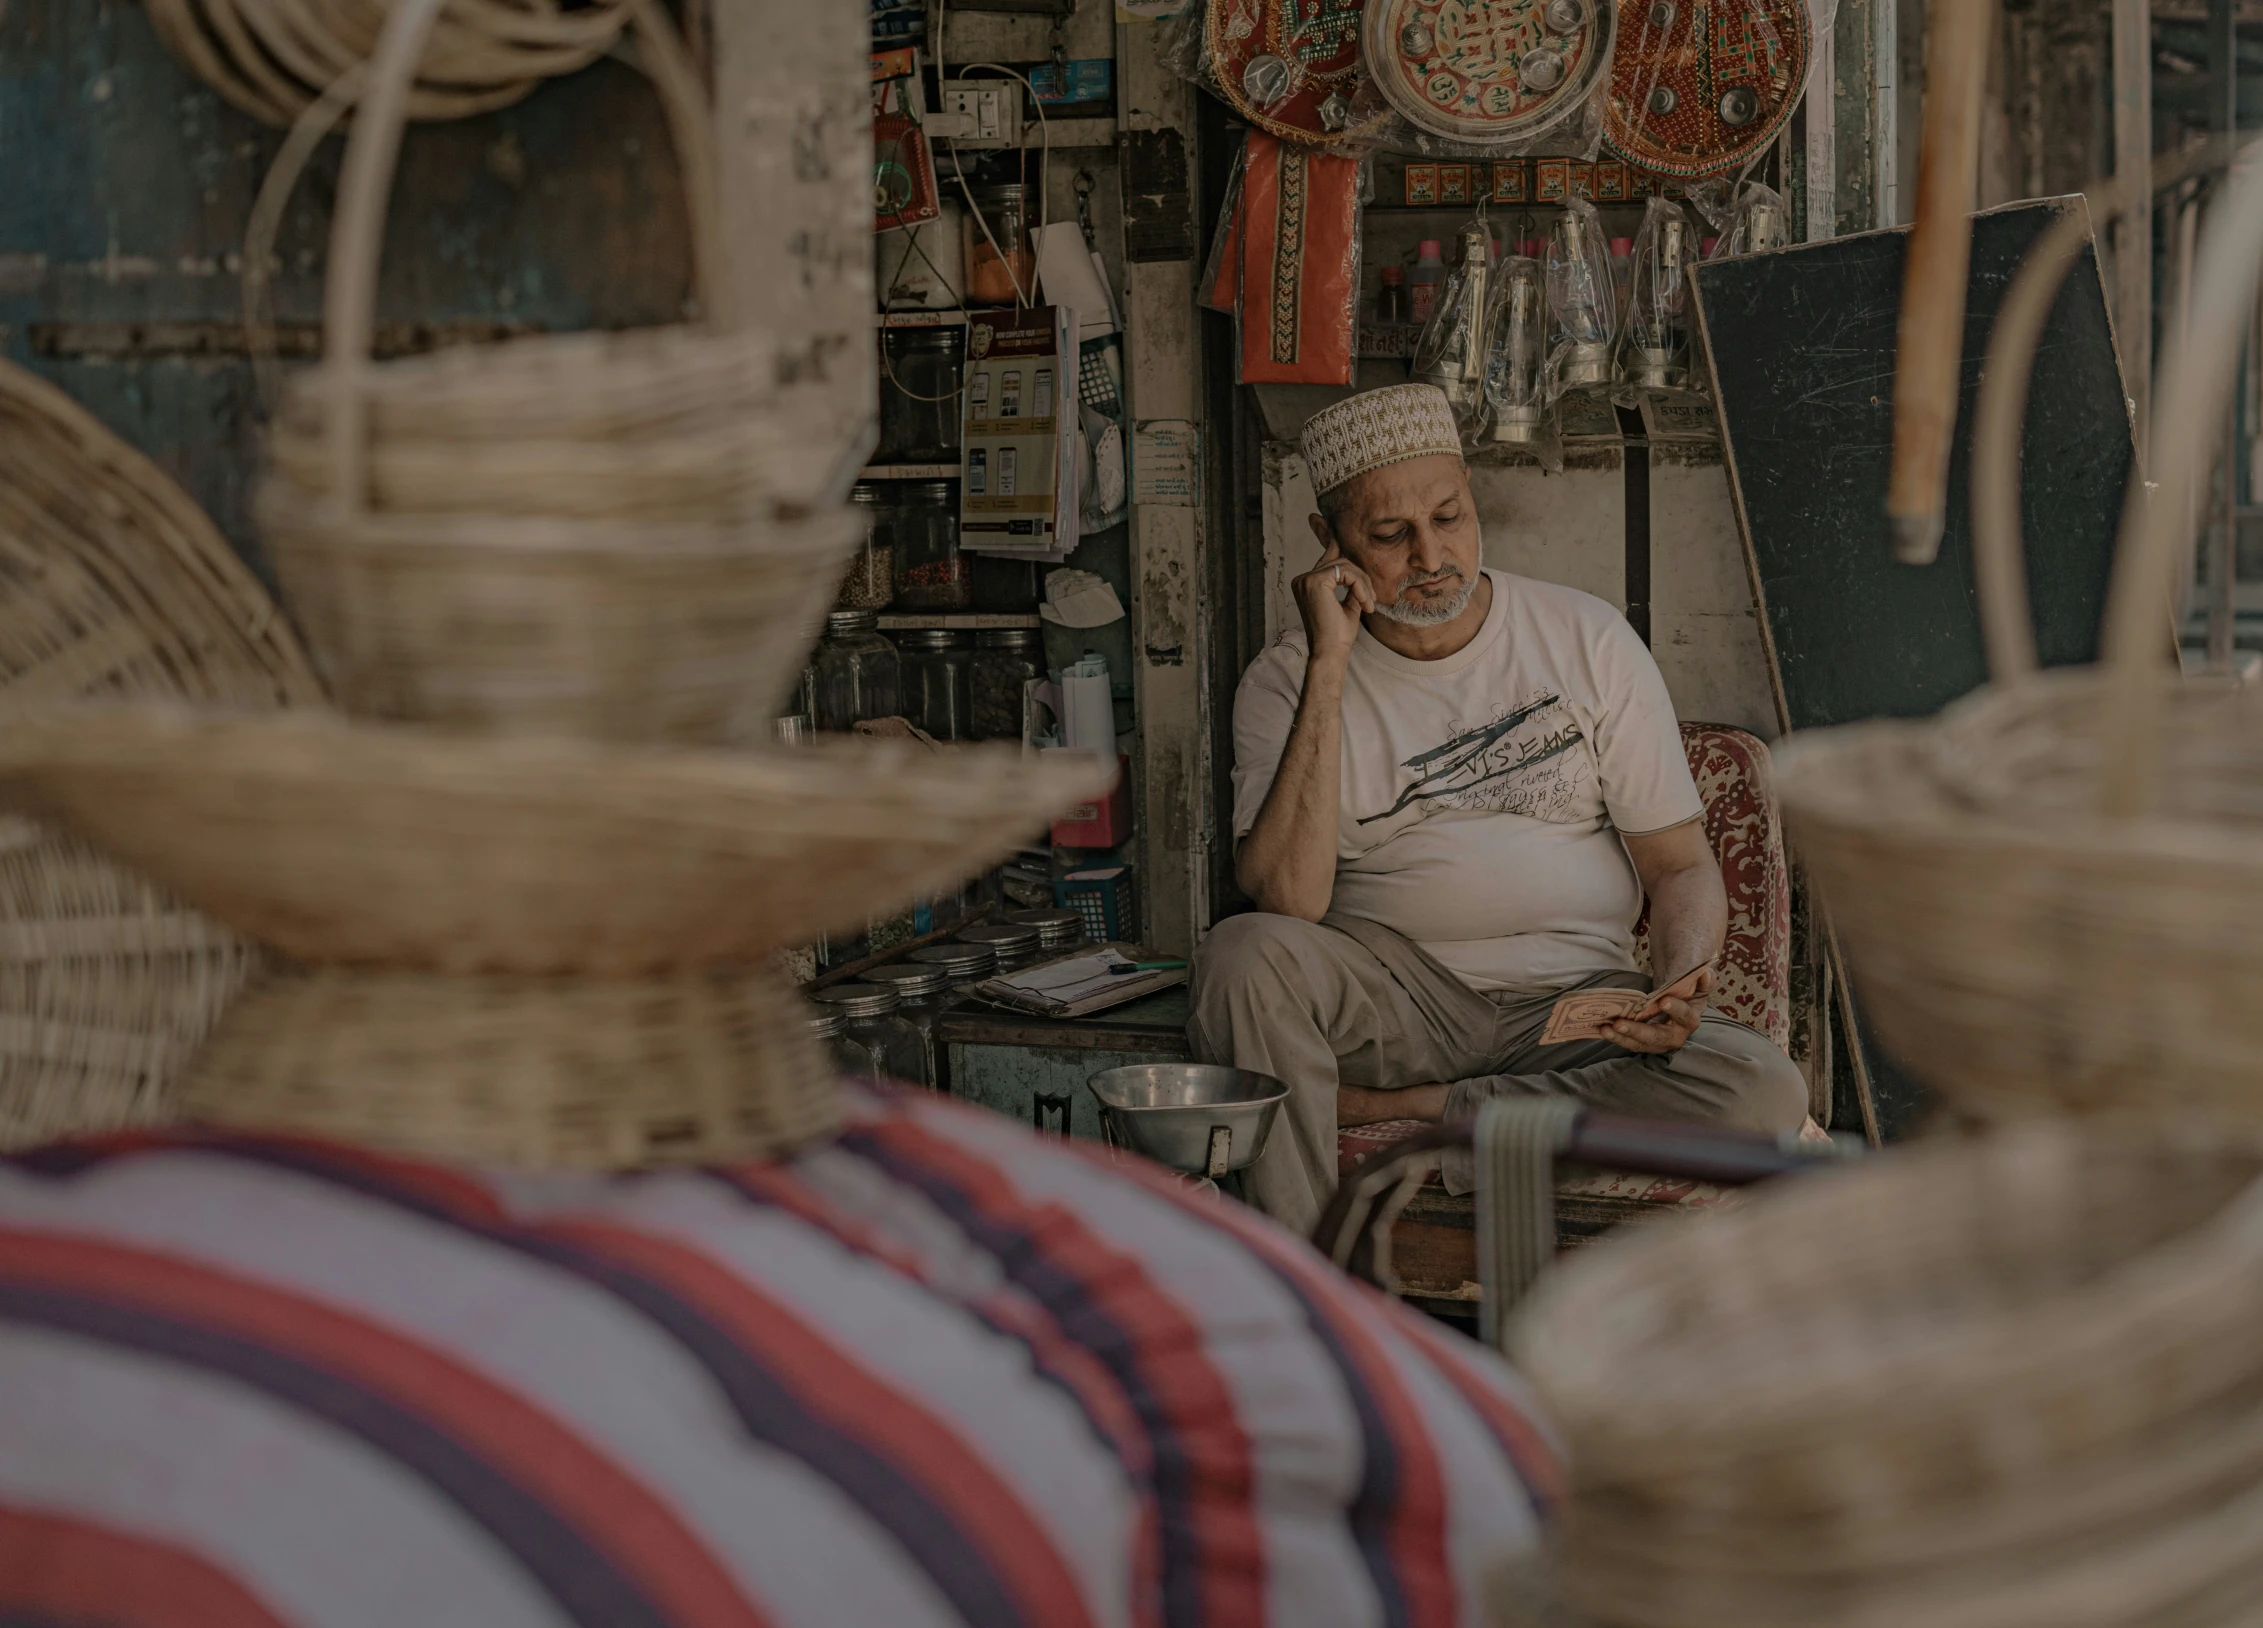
973, 944, 1189, 1019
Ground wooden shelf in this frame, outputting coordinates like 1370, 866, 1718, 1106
860, 462, 961, 480
877, 612, 1042, 630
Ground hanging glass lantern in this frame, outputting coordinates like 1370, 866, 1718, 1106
1414, 223, 1495, 429
1619, 195, 1693, 390
1546, 198, 1615, 392
1484, 256, 1548, 445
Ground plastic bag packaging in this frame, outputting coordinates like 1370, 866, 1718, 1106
1481, 254, 1563, 469
1363, 0, 1615, 159
1618, 196, 1695, 389
1233, 131, 1363, 386
1412, 220, 1496, 442
1182, 0, 1395, 151
1545, 197, 1616, 398
1200, 137, 1248, 315
1703, 180, 1792, 258
1602, 0, 1814, 180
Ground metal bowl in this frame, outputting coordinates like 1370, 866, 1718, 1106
1086, 1063, 1288, 1178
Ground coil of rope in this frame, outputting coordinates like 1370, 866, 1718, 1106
144, 0, 637, 127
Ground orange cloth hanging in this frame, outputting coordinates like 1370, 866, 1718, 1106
1234, 132, 1360, 386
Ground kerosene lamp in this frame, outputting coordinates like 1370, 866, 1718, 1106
1484, 256, 1547, 444
1618, 196, 1692, 389
1546, 199, 1615, 390
1414, 223, 1494, 427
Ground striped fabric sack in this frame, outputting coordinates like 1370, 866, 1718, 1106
0, 1083, 1559, 1628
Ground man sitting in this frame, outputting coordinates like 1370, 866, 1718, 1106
1189, 383, 1807, 1234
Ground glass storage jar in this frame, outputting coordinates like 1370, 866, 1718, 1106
896, 628, 974, 741
810, 984, 925, 1083
811, 608, 901, 731
862, 961, 955, 1088
962, 182, 1034, 307
806, 1007, 876, 1078
891, 480, 971, 610
876, 326, 965, 464
834, 482, 896, 610
969, 627, 1043, 741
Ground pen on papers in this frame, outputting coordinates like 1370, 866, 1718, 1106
1107, 960, 1190, 975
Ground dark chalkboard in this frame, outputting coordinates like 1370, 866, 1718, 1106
1692, 198, 2136, 732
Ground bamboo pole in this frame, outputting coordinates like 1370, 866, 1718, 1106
1885, 0, 1996, 565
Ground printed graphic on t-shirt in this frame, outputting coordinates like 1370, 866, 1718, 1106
1356, 689, 1587, 826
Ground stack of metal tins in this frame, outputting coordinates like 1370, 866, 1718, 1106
956, 921, 1041, 973
1007, 908, 1083, 954
906, 940, 996, 983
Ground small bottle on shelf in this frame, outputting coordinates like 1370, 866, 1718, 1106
1409, 239, 1446, 324
1375, 264, 1410, 328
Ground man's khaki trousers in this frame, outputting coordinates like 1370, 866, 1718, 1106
1187, 912, 1811, 1236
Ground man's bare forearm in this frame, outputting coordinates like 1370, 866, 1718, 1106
1643, 861, 1727, 984
1234, 656, 1347, 920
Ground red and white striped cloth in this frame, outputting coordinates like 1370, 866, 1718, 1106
0, 1083, 1558, 1628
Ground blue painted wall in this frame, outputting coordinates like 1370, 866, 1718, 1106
0, 0, 693, 578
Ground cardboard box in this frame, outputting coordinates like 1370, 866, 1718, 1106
1596, 159, 1629, 201
1403, 163, 1439, 207
1438, 163, 1471, 205
1535, 158, 1570, 203
1570, 159, 1596, 200
1490, 160, 1528, 203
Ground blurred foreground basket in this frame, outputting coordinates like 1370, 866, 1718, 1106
1778, 177, 2263, 1129
1515, 1122, 2263, 1628
257, 0, 859, 744
0, 360, 324, 1149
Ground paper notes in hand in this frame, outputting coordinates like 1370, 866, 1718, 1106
1539, 961, 1709, 1046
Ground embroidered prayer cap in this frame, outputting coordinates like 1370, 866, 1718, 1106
1298, 384, 1463, 498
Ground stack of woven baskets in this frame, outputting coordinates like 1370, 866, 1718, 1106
1505, 180, 2263, 1624
0, 0, 1107, 1169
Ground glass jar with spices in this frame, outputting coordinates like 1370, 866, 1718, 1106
892, 479, 971, 610
969, 627, 1044, 741
834, 482, 895, 611
862, 961, 955, 1088
962, 182, 1035, 307
810, 984, 926, 1083
895, 628, 975, 741
876, 327, 965, 464
811, 608, 902, 731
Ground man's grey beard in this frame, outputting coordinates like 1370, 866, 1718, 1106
1373, 567, 1477, 626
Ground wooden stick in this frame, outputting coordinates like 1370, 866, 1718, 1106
1885, 0, 1996, 565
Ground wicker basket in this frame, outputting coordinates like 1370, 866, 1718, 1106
256, 0, 857, 742
178, 963, 840, 1170
1775, 172, 2263, 1127
0, 360, 324, 1150
1513, 1122, 2263, 1628
0, 705, 1118, 977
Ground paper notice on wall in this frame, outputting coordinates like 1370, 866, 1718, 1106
961, 305, 1078, 559
1133, 420, 1198, 507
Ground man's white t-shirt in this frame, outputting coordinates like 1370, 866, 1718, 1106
1231, 569, 1701, 993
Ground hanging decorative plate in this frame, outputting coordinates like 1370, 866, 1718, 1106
1603, 0, 1809, 179
1360, 0, 1614, 147
1206, 0, 1395, 146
